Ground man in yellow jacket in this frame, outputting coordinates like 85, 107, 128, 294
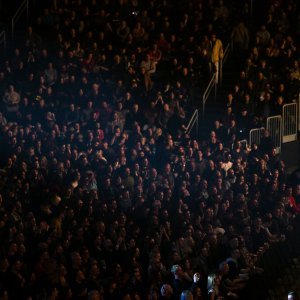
211, 33, 224, 84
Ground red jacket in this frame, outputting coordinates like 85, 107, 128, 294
289, 196, 300, 213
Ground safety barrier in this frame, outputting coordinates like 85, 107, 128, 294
266, 115, 282, 154
249, 127, 265, 147
282, 103, 298, 143
187, 63, 298, 146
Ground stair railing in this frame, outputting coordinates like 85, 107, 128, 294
220, 42, 231, 86
186, 40, 232, 136
202, 73, 217, 118
186, 109, 199, 137
12, 0, 29, 40
0, 30, 6, 48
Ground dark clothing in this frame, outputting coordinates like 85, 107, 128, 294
260, 136, 274, 154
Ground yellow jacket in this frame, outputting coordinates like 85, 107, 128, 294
211, 39, 224, 63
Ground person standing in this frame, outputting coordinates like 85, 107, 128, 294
231, 22, 249, 61
210, 34, 224, 84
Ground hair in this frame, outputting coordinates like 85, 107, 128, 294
171, 264, 180, 274
207, 271, 221, 293
180, 289, 193, 300
218, 261, 227, 270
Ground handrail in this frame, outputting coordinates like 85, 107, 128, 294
12, 0, 29, 40
0, 31, 6, 48
223, 43, 231, 66
220, 42, 231, 85
186, 109, 199, 136
203, 41, 231, 115
202, 73, 217, 118
187, 41, 232, 135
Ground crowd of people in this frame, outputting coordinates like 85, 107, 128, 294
0, 0, 299, 299
221, 0, 299, 140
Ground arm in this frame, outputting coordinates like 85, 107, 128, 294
262, 226, 285, 243
148, 61, 157, 74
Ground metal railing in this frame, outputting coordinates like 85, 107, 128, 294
12, 0, 29, 40
186, 109, 199, 137
220, 42, 231, 85
202, 41, 231, 118
0, 31, 6, 48
202, 73, 217, 118
185, 41, 232, 134
282, 103, 298, 143
249, 127, 265, 147
266, 115, 282, 154
247, 96, 300, 151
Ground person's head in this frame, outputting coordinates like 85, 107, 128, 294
8, 84, 15, 92
207, 272, 221, 291
277, 96, 284, 105
88, 289, 101, 300
231, 248, 240, 259
214, 120, 220, 128
160, 284, 173, 298
219, 261, 230, 274
241, 107, 248, 117
180, 290, 193, 300
263, 129, 270, 137
229, 237, 239, 249
71, 251, 82, 267
171, 264, 183, 278
254, 216, 263, 228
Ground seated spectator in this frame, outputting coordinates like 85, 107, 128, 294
2, 84, 20, 116
160, 283, 174, 299
0, 0, 299, 299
